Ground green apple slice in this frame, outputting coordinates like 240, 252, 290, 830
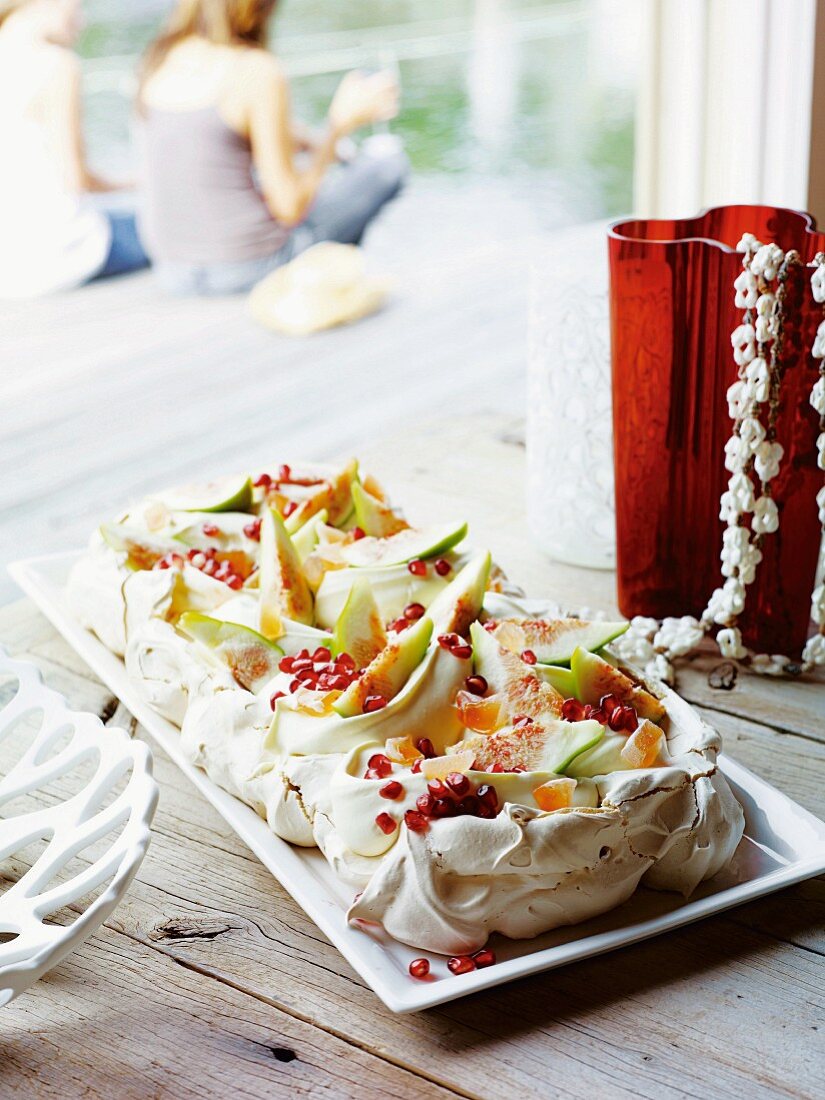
571, 646, 665, 722
338, 521, 468, 568
157, 474, 254, 514
332, 577, 387, 669
491, 618, 628, 665
351, 481, 409, 537
314, 563, 448, 630
291, 509, 328, 563
535, 664, 576, 697
259, 508, 313, 636
178, 612, 282, 693
426, 551, 491, 635
565, 733, 631, 777
333, 615, 433, 718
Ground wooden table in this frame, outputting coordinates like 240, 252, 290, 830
2, 417, 823, 1099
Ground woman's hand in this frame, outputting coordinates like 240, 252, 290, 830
328, 70, 399, 137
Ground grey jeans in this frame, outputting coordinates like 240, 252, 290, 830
155, 145, 409, 296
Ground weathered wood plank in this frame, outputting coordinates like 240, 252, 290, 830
0, 922, 459, 1100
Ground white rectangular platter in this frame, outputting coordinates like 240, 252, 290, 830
10, 550, 825, 1013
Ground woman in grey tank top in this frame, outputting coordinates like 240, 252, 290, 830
138, 0, 408, 296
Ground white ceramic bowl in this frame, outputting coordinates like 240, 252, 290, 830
0, 650, 157, 1006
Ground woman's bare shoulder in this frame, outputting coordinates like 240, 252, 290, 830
234, 46, 286, 91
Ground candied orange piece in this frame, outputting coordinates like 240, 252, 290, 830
385, 736, 422, 764
296, 689, 343, 716
620, 721, 664, 768
533, 778, 576, 811
455, 690, 504, 733
421, 751, 475, 780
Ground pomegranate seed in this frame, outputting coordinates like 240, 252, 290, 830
458, 794, 480, 815
269, 691, 285, 710
363, 768, 383, 781
437, 633, 461, 650
296, 648, 310, 660
477, 784, 498, 808
404, 809, 428, 832
600, 693, 620, 715
451, 643, 473, 660
622, 707, 639, 732
588, 707, 608, 725
291, 658, 313, 673
243, 518, 262, 540
367, 753, 392, 778
375, 812, 396, 835
202, 522, 221, 537
295, 666, 317, 683
411, 758, 423, 774
336, 652, 356, 670
283, 501, 298, 518
561, 698, 585, 722
608, 706, 629, 732
447, 956, 475, 975
476, 801, 497, 818
434, 558, 452, 576
409, 958, 430, 979
427, 778, 448, 798
379, 780, 403, 800
351, 526, 366, 540
483, 620, 498, 632
416, 792, 435, 815
312, 646, 331, 663
288, 678, 301, 693
279, 655, 295, 673
431, 797, 456, 818
408, 558, 427, 576
253, 473, 272, 488
415, 737, 436, 759
445, 772, 470, 797
363, 694, 388, 713
390, 617, 411, 633
278, 464, 292, 482
472, 948, 496, 968
513, 714, 534, 728
403, 602, 426, 620
330, 674, 350, 692
491, 762, 504, 773
521, 649, 537, 665
464, 674, 488, 696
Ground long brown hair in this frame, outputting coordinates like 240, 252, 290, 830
139, 0, 277, 99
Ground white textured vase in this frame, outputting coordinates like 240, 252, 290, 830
526, 222, 615, 570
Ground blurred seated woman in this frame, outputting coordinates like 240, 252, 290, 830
138, 0, 407, 295
0, 0, 149, 299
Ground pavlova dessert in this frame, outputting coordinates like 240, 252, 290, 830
68, 461, 745, 975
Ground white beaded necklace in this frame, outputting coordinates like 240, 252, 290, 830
611, 234, 825, 683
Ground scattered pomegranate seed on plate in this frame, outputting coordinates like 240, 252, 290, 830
447, 955, 476, 975
407, 558, 427, 576
434, 558, 452, 576
472, 948, 496, 968
409, 958, 430, 979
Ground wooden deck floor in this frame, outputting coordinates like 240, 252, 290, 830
0, 179, 546, 603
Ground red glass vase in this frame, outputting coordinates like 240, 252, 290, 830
608, 206, 823, 658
